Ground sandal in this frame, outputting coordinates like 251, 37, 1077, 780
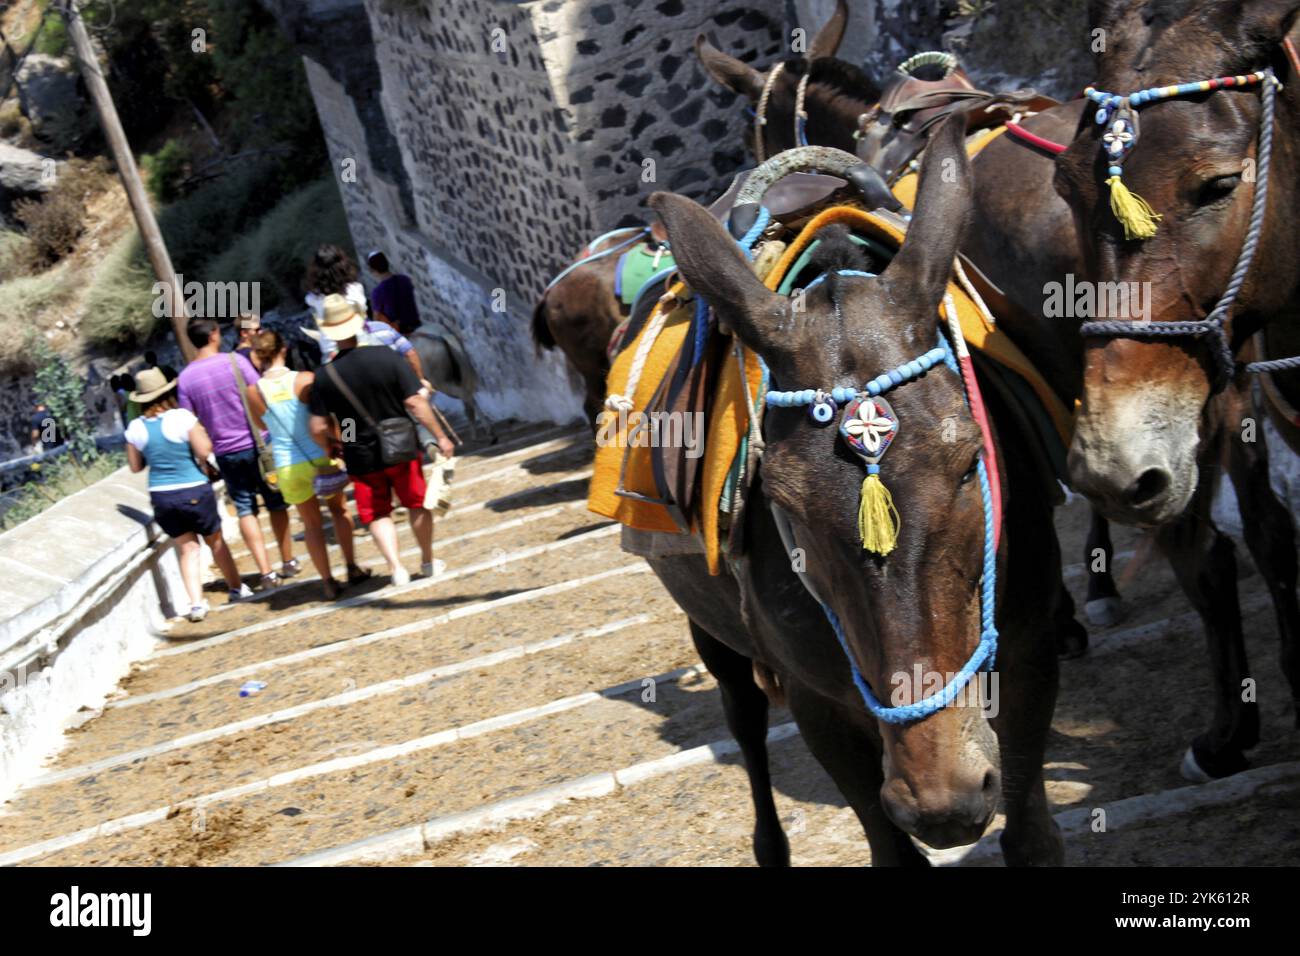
346, 565, 373, 586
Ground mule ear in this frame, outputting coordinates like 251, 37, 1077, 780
808, 0, 849, 59
882, 112, 972, 308
695, 34, 766, 100
649, 192, 786, 354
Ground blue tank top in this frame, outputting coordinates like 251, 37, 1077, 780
141, 414, 208, 490
257, 370, 327, 467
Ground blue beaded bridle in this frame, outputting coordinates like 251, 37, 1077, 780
1077, 67, 1300, 388
759, 269, 1000, 725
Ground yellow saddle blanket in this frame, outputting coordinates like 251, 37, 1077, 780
588, 202, 1072, 575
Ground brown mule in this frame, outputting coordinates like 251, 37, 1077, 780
642, 118, 1063, 865
733, 19, 1300, 779
1053, 0, 1300, 770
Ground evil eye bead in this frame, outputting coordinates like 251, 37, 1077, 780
808, 391, 838, 426
1095, 106, 1109, 124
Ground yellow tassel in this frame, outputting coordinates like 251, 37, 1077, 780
858, 471, 900, 556
1106, 175, 1161, 240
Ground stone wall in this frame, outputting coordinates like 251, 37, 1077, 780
0, 466, 189, 802
795, 0, 1092, 101
267, 0, 784, 425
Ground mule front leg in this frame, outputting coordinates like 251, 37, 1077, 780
784, 682, 928, 867
992, 618, 1063, 866
1226, 403, 1300, 727
1083, 507, 1124, 629
1157, 470, 1259, 779
688, 620, 789, 866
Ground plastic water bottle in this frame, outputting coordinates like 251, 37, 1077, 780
239, 681, 267, 698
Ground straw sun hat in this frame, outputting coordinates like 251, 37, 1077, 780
315, 293, 366, 341
128, 367, 177, 404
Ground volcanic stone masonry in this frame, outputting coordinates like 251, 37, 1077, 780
260, 0, 1091, 424
263, 0, 784, 423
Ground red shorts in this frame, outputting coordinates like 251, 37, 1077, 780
351, 459, 427, 524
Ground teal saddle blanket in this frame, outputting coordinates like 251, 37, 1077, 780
616, 243, 676, 307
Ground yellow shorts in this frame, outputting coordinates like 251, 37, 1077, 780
276, 457, 333, 506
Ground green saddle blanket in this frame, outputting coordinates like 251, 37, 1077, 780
617, 243, 676, 308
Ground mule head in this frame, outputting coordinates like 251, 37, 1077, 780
694, 0, 878, 158
651, 116, 1000, 848
1055, 0, 1300, 525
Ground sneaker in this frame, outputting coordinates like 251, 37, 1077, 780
390, 566, 411, 587
260, 571, 281, 591
419, 559, 446, 579
187, 601, 209, 623
280, 558, 302, 578
228, 583, 255, 602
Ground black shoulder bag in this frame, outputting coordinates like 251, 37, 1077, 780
322, 362, 419, 467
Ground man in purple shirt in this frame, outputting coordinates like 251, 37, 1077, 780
367, 251, 420, 336
177, 317, 298, 589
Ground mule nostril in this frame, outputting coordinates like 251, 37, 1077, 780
982, 769, 1000, 798
1128, 467, 1171, 507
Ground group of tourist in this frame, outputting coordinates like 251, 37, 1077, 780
123, 247, 457, 623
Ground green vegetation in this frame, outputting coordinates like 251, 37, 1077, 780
78, 0, 328, 190
140, 140, 190, 204
31, 337, 98, 461
79, 232, 156, 351
0, 452, 126, 532
204, 177, 354, 310
31, 6, 68, 56
80, 174, 352, 351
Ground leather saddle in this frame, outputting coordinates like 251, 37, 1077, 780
649, 164, 900, 245
857, 66, 1059, 182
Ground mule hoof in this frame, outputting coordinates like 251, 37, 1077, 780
1181, 740, 1249, 781
1179, 746, 1214, 783
1085, 597, 1125, 629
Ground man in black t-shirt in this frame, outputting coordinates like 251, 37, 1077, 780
308, 294, 455, 587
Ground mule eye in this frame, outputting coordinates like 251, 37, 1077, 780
1198, 174, 1241, 206
960, 453, 981, 486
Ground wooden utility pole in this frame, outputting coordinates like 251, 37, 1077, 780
60, 0, 194, 362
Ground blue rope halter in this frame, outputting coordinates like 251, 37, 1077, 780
740, 210, 1000, 722
765, 321, 999, 724
1077, 68, 1296, 389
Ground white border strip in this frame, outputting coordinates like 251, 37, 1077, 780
281, 723, 803, 867
153, 522, 621, 657
0, 661, 710, 867
934, 759, 1300, 866
110, 564, 652, 710
29, 615, 654, 788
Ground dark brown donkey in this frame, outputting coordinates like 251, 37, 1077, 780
639, 119, 1063, 866
531, 1, 862, 426
1054, 0, 1300, 771
694, 34, 1128, 641
727, 20, 1300, 780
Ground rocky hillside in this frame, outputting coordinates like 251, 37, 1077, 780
0, 0, 348, 460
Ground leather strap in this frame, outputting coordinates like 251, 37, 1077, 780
229, 354, 271, 458
323, 360, 378, 432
